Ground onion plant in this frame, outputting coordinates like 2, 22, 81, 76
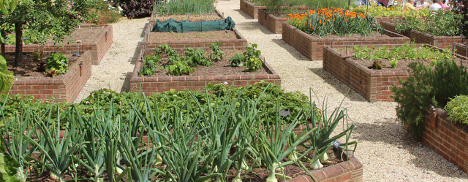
153, 0, 215, 16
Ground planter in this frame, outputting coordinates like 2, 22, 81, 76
5, 25, 113, 65
8, 51, 92, 103
380, 21, 463, 50
282, 22, 410, 61
374, 16, 404, 24
455, 42, 468, 57
149, 9, 225, 25
323, 45, 411, 102
422, 106, 468, 174
129, 47, 281, 95
257, 9, 285, 34
240, 0, 266, 19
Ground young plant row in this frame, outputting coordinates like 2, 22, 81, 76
0, 84, 356, 182
351, 43, 454, 69
395, 10, 462, 36
350, 5, 430, 18
139, 43, 263, 76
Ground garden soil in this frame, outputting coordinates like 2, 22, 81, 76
74, 0, 468, 181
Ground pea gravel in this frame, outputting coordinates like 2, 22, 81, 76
74, 1, 468, 181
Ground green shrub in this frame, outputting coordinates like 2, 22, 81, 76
120, 0, 154, 18
88, 0, 122, 24
392, 60, 468, 139
395, 10, 462, 36
152, 0, 214, 15
45, 53, 69, 77
445, 95, 468, 125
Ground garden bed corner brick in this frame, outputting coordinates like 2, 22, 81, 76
239, 0, 266, 19
7, 51, 92, 103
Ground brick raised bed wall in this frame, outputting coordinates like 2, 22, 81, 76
423, 107, 468, 174
7, 51, 92, 103
290, 155, 363, 182
240, 0, 266, 19
129, 50, 281, 95
257, 9, 285, 34
5, 25, 113, 65
323, 46, 409, 102
455, 43, 468, 57
283, 22, 410, 61
381, 21, 463, 50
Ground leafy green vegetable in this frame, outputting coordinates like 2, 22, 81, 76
45, 53, 69, 77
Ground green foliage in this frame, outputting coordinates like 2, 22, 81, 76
164, 60, 194, 76
0, 55, 13, 93
87, 0, 122, 24
229, 53, 244, 67
152, 0, 214, 15
244, 57, 262, 72
45, 53, 69, 77
395, 10, 462, 36
184, 47, 212, 67
243, 43, 261, 60
120, 0, 154, 18
208, 42, 225, 62
139, 55, 162, 76
392, 60, 468, 139
351, 5, 430, 18
352, 44, 454, 63
390, 59, 398, 68
445, 95, 468, 125
32, 49, 43, 62
369, 60, 383, 70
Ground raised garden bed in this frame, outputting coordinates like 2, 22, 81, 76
129, 47, 280, 95
240, 0, 266, 19
283, 22, 410, 61
381, 21, 464, 50
257, 7, 305, 34
6, 51, 92, 102
5, 25, 113, 65
455, 42, 468, 57
149, 9, 225, 25
423, 106, 468, 174
322, 44, 467, 102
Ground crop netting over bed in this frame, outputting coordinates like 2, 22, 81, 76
152, 16, 235, 32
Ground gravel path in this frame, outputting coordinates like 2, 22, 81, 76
74, 1, 468, 181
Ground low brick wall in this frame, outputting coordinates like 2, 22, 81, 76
258, 9, 285, 34
129, 50, 281, 95
323, 45, 409, 102
380, 21, 463, 50
240, 0, 266, 19
289, 155, 363, 182
8, 51, 92, 103
374, 16, 404, 24
5, 25, 113, 65
423, 106, 468, 174
283, 22, 410, 61
455, 42, 468, 57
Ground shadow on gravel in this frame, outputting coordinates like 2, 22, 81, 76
353, 120, 468, 179
271, 39, 310, 61
236, 21, 275, 35
308, 67, 367, 102
120, 72, 132, 92
233, 9, 254, 19
141, 23, 149, 38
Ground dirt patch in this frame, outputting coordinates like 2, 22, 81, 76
141, 48, 270, 76
148, 30, 238, 42
45, 27, 105, 44
5, 52, 79, 79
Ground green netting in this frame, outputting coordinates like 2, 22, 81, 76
152, 16, 235, 32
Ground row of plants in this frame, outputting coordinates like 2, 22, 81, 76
139, 43, 263, 76
152, 0, 215, 16
286, 7, 382, 37
350, 4, 430, 18
0, 82, 356, 181
350, 43, 454, 69
392, 59, 468, 139
394, 10, 462, 36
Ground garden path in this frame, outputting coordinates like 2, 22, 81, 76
73, 1, 468, 181
214, 0, 468, 181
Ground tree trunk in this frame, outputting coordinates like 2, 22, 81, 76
1, 29, 5, 57
14, 22, 22, 67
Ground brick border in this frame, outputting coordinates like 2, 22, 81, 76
7, 51, 92, 103
381, 21, 463, 50
257, 9, 285, 34
240, 0, 266, 19
129, 48, 281, 95
282, 22, 410, 61
323, 45, 410, 102
5, 25, 113, 65
455, 42, 468, 57
289, 154, 363, 182
423, 106, 468, 174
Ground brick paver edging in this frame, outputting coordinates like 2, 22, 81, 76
289, 155, 363, 182
129, 49, 281, 95
455, 42, 468, 57
323, 45, 410, 102
380, 21, 463, 50
283, 22, 410, 61
5, 25, 113, 65
7, 51, 92, 102
240, 0, 266, 19
423, 106, 468, 174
